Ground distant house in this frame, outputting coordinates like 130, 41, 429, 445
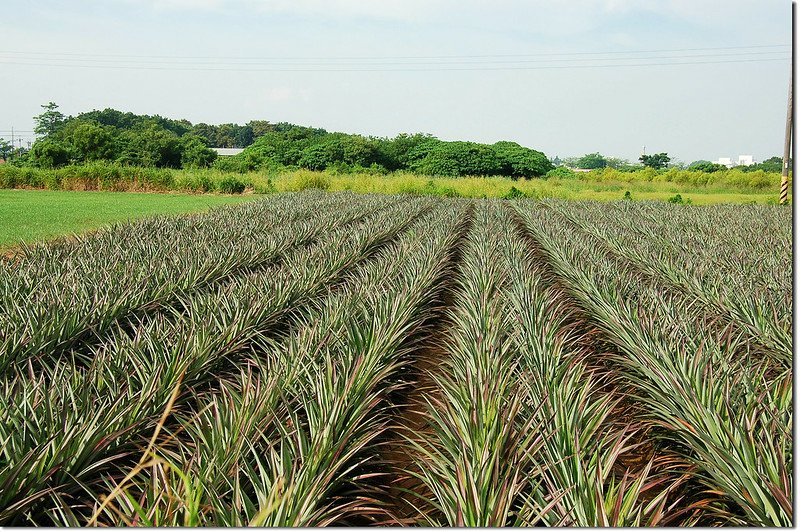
212, 148, 244, 156
714, 155, 756, 168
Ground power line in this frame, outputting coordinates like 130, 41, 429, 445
0, 50, 789, 67
0, 57, 789, 73
0, 43, 789, 61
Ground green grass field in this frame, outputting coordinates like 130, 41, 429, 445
0, 189, 254, 249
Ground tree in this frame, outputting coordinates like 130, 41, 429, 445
247, 120, 274, 139
33, 102, 66, 137
190, 123, 218, 146
408, 140, 504, 177
492, 141, 553, 178
604, 156, 631, 169
688, 160, 727, 173
380, 133, 435, 170
180, 135, 217, 168
0, 138, 12, 160
234, 125, 254, 148
29, 139, 72, 168
70, 122, 115, 162
576, 152, 607, 169
639, 152, 670, 170
746, 156, 789, 173
119, 124, 182, 168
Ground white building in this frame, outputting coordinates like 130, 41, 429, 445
713, 155, 756, 168
212, 148, 244, 156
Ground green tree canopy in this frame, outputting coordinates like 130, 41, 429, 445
639, 152, 671, 169
68, 122, 116, 162
0, 138, 12, 160
33, 102, 66, 137
688, 160, 727, 173
180, 135, 218, 168
576, 152, 607, 169
408, 140, 504, 177
492, 141, 553, 178
29, 139, 72, 168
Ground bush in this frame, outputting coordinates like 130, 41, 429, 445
292, 170, 331, 191
503, 186, 527, 199
667, 194, 683, 204
218, 175, 246, 194
545, 166, 575, 179
28, 140, 73, 168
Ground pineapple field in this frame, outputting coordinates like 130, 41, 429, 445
0, 191, 791, 527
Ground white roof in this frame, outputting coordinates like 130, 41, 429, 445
212, 148, 245, 156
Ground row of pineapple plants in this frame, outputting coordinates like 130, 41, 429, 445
545, 199, 791, 368
84, 200, 471, 526
0, 193, 791, 526
0, 195, 440, 525
513, 202, 791, 526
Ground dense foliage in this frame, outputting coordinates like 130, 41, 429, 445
9, 104, 552, 178
639, 152, 671, 169
219, 128, 552, 177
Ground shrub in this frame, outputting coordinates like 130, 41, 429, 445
292, 170, 331, 191
667, 194, 684, 204
218, 175, 246, 194
212, 155, 250, 173
503, 186, 527, 199
28, 140, 73, 168
253, 177, 277, 194
545, 166, 575, 179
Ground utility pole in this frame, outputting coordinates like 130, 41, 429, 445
781, 6, 794, 205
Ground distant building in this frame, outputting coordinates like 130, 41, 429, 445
212, 148, 244, 156
713, 155, 756, 168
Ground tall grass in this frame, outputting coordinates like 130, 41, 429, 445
0, 162, 788, 203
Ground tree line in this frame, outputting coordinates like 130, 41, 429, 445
562, 151, 789, 173
3, 103, 553, 178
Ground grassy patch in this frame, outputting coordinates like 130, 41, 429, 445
0, 163, 787, 206
0, 189, 255, 249
261, 172, 783, 204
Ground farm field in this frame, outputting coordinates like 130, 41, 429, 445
0, 189, 255, 249
0, 191, 791, 526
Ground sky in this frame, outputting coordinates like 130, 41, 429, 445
0, 0, 792, 163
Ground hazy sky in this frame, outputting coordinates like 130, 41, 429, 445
0, 0, 792, 163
